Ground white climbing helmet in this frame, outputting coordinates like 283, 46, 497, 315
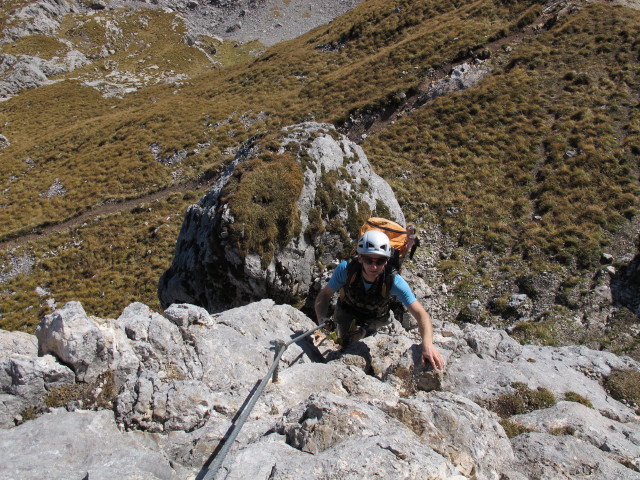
357, 230, 391, 258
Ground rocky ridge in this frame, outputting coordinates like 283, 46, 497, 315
1, 2, 639, 476
1, 299, 639, 479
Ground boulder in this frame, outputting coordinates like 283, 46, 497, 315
158, 122, 405, 313
0, 409, 184, 480
0, 353, 74, 428
36, 301, 114, 383
511, 432, 640, 480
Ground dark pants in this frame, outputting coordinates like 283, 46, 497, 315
334, 301, 391, 347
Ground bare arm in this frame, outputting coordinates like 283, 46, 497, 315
406, 300, 445, 370
314, 284, 336, 323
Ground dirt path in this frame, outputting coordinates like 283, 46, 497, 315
2, 0, 629, 253
0, 176, 215, 251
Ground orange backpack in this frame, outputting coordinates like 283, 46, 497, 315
356, 217, 414, 271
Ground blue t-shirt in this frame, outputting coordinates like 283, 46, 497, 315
328, 260, 417, 307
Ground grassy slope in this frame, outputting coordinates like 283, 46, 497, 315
0, 0, 638, 336
368, 3, 639, 266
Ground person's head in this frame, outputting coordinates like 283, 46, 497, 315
357, 230, 390, 279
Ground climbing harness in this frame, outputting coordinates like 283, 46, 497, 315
201, 320, 329, 480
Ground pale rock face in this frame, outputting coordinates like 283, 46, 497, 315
1, 299, 639, 479
511, 432, 640, 480
383, 391, 516, 479
35, 301, 110, 383
0, 51, 91, 99
0, 409, 183, 479
512, 401, 640, 470
1, 0, 80, 42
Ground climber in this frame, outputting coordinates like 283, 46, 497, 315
314, 230, 445, 370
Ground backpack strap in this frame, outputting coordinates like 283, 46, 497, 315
380, 263, 396, 299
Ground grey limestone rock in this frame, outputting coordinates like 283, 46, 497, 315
511, 432, 640, 480
0, 50, 90, 98
36, 301, 110, 383
2, 299, 640, 479
268, 391, 465, 479
384, 391, 516, 479
0, 329, 37, 356
443, 325, 640, 422
512, 401, 640, 471
2, 0, 80, 42
0, 409, 182, 480
0, 352, 74, 428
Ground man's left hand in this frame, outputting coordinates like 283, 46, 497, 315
320, 318, 335, 333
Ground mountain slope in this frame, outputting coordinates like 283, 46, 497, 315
0, 0, 638, 360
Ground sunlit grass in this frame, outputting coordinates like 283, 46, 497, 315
0, 0, 638, 339
365, 3, 639, 270
0, 192, 197, 331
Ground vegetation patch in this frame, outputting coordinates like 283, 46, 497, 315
549, 425, 576, 436
509, 319, 558, 346
0, 34, 69, 59
499, 418, 537, 439
365, 3, 640, 276
200, 37, 266, 67
482, 382, 557, 418
563, 391, 593, 408
224, 153, 304, 267
603, 369, 640, 413
45, 371, 117, 410
0, 192, 195, 332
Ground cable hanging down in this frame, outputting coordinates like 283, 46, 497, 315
202, 320, 328, 480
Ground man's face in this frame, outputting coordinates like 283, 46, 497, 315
359, 254, 387, 280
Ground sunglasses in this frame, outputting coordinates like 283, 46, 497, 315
361, 256, 388, 266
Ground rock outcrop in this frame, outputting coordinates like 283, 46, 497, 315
1, 0, 81, 43
159, 122, 405, 313
1, 299, 639, 479
0, 51, 90, 99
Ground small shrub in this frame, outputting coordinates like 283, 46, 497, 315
603, 369, 640, 408
564, 391, 593, 408
305, 208, 325, 239
487, 393, 526, 418
550, 425, 576, 436
18, 406, 39, 424
499, 419, 536, 438
226, 154, 304, 267
45, 383, 92, 409
45, 371, 117, 410
484, 382, 557, 419
511, 382, 556, 411
510, 320, 558, 347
